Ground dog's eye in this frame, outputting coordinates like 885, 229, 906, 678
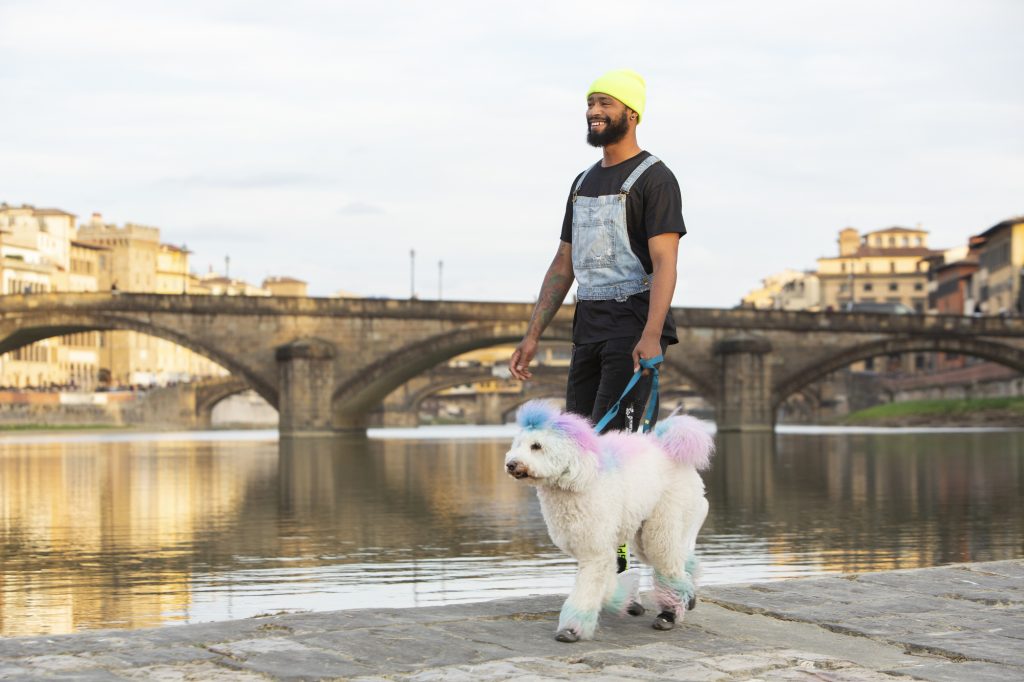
530, 442, 542, 451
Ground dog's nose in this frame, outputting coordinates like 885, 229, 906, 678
506, 461, 518, 474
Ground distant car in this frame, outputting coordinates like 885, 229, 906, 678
842, 302, 916, 314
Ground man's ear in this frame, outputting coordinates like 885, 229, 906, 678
628, 108, 638, 121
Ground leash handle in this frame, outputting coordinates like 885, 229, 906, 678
593, 354, 663, 434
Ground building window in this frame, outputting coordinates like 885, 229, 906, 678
889, 283, 898, 292
863, 283, 873, 292
914, 283, 923, 291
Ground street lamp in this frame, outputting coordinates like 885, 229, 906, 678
438, 260, 443, 301
410, 249, 416, 299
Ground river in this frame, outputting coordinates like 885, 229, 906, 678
0, 425, 1021, 636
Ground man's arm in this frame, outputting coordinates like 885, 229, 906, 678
632, 233, 679, 371
509, 241, 574, 380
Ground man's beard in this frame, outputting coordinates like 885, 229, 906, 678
586, 110, 630, 147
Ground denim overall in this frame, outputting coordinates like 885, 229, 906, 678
571, 155, 661, 301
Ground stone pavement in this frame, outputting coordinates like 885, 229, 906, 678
0, 559, 1020, 681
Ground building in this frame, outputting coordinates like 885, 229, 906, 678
740, 269, 805, 309
775, 272, 821, 311
263, 276, 307, 297
157, 244, 191, 295
816, 226, 939, 312
0, 204, 103, 388
973, 217, 1024, 316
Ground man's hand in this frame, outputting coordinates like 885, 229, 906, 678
509, 338, 539, 380
632, 330, 662, 373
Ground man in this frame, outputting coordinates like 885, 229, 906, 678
509, 68, 686, 436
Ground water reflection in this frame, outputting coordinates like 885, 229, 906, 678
0, 428, 1021, 636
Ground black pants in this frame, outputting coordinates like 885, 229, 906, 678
565, 335, 667, 432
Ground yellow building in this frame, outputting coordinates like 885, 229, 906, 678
0, 204, 103, 388
974, 217, 1024, 316
157, 244, 191, 295
2, 203, 310, 390
816, 226, 939, 312
263, 276, 307, 297
740, 269, 820, 310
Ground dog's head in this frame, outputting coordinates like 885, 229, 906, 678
504, 401, 600, 490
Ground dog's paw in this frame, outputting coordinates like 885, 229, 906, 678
626, 600, 646, 617
555, 627, 581, 643
652, 611, 676, 631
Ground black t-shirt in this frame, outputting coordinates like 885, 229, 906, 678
560, 151, 686, 345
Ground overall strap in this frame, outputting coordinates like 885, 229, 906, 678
593, 354, 663, 434
620, 155, 661, 195
572, 163, 600, 201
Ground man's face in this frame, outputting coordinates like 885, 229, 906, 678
586, 93, 631, 147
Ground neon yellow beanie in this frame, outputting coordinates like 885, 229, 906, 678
587, 69, 646, 123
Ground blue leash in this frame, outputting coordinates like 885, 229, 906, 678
593, 354, 663, 435
594, 353, 663, 574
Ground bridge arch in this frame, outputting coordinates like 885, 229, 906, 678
333, 323, 718, 424
0, 311, 278, 406
773, 335, 1024, 411
195, 377, 258, 421
331, 322, 572, 419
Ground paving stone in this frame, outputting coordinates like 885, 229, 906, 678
119, 661, 268, 681
297, 623, 515, 671
229, 649, 372, 681
96, 646, 222, 667
964, 560, 1024, 580
888, 660, 1024, 682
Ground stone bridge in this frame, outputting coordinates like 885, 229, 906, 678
374, 364, 706, 427
124, 376, 251, 429
2, 293, 1022, 434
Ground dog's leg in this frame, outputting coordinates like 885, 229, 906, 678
603, 568, 640, 616
556, 556, 616, 642
643, 487, 708, 630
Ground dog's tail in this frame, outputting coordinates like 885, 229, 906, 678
653, 415, 714, 471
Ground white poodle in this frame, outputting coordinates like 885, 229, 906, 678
504, 400, 713, 642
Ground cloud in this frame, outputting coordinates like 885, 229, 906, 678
155, 173, 330, 190
338, 202, 385, 216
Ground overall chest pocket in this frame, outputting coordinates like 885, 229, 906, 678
572, 198, 622, 271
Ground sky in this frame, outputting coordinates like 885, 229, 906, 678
1, 0, 1022, 308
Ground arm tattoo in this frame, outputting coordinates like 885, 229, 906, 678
531, 271, 572, 332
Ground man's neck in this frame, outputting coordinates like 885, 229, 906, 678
601, 136, 642, 167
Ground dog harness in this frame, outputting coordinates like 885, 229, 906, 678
571, 155, 661, 301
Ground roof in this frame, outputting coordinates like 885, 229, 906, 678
974, 216, 1024, 241
822, 246, 941, 259
264, 276, 307, 284
33, 208, 77, 217
864, 226, 927, 235
935, 257, 979, 273
160, 243, 192, 253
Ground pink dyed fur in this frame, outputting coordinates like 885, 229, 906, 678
654, 416, 714, 471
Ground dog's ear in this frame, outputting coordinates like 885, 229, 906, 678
550, 412, 601, 455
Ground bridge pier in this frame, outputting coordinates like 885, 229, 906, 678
276, 339, 338, 436
715, 337, 774, 432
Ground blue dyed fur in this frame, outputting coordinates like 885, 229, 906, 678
558, 601, 598, 636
